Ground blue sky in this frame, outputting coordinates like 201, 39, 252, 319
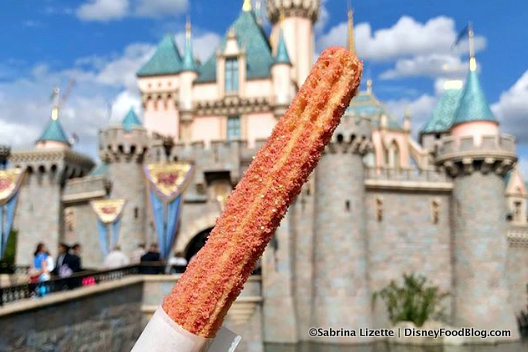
0, 0, 527, 175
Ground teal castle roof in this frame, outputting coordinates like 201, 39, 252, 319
453, 69, 497, 126
422, 84, 463, 134
345, 86, 402, 131
122, 108, 142, 132
137, 34, 182, 77
182, 26, 198, 72
197, 10, 273, 83
273, 31, 291, 65
37, 118, 70, 145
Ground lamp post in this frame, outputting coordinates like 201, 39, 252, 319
161, 136, 174, 163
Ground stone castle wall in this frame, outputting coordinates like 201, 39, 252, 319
14, 173, 63, 266
0, 279, 144, 351
365, 190, 453, 328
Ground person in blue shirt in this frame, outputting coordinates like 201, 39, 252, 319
32, 243, 50, 282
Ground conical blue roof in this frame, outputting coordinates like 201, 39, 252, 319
197, 10, 273, 82
422, 85, 463, 133
137, 34, 182, 77
273, 31, 291, 65
122, 108, 142, 132
453, 70, 497, 126
37, 118, 69, 145
182, 31, 198, 72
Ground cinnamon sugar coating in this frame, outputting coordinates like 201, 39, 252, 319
162, 47, 363, 337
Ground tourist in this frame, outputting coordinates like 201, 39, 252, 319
166, 251, 187, 274
71, 243, 82, 272
140, 243, 161, 274
130, 243, 146, 264
52, 243, 74, 278
103, 245, 130, 269
30, 243, 50, 282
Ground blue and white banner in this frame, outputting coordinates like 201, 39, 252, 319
0, 168, 24, 258
90, 199, 126, 256
145, 163, 193, 259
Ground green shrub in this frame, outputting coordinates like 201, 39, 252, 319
1, 229, 17, 265
373, 273, 448, 327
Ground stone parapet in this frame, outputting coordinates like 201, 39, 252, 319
436, 134, 517, 177
98, 126, 149, 162
267, 0, 320, 22
507, 226, 528, 248
62, 176, 110, 203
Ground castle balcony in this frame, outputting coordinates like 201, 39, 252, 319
365, 167, 452, 192
436, 134, 517, 177
62, 176, 111, 204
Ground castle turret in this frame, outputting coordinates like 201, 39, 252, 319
270, 28, 292, 118
312, 117, 373, 343
99, 108, 149, 255
10, 99, 94, 265
267, 0, 319, 86
436, 26, 519, 339
179, 18, 198, 143
137, 34, 181, 139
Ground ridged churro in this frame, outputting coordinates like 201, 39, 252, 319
163, 47, 363, 337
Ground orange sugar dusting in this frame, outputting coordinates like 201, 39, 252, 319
162, 47, 363, 337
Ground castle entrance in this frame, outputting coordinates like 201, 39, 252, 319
184, 227, 213, 263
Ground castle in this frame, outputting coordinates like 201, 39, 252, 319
3, 0, 528, 346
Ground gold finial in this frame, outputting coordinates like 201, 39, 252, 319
366, 79, 373, 93
242, 0, 252, 12
186, 15, 191, 38
51, 87, 60, 120
468, 22, 477, 71
347, 3, 355, 53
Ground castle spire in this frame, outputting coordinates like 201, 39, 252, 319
51, 87, 60, 120
468, 22, 477, 71
347, 4, 355, 53
242, 0, 252, 12
181, 16, 197, 72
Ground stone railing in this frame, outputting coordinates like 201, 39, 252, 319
507, 226, 528, 248
437, 134, 516, 159
365, 167, 449, 183
62, 175, 110, 203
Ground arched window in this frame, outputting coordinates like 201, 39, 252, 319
386, 140, 401, 170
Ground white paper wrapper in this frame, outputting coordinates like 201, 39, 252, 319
132, 306, 241, 352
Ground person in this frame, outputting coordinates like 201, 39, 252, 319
103, 245, 130, 269
52, 243, 75, 278
31, 243, 50, 282
130, 243, 146, 264
70, 243, 82, 272
166, 251, 187, 274
140, 243, 161, 274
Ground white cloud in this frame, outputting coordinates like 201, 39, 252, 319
318, 16, 486, 62
385, 94, 437, 136
135, 0, 188, 18
174, 32, 221, 63
380, 54, 466, 80
76, 0, 188, 21
77, 0, 129, 22
492, 70, 528, 144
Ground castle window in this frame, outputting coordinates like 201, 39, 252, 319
134, 207, 139, 219
513, 201, 522, 221
225, 58, 239, 93
431, 199, 440, 224
376, 197, 383, 222
227, 116, 241, 140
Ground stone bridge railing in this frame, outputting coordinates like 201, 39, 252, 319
0, 266, 263, 352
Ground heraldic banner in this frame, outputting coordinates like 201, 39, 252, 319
144, 162, 193, 259
90, 199, 126, 256
0, 168, 24, 258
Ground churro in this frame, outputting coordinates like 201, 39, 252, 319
163, 46, 363, 337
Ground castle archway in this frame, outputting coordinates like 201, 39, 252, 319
183, 227, 213, 262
